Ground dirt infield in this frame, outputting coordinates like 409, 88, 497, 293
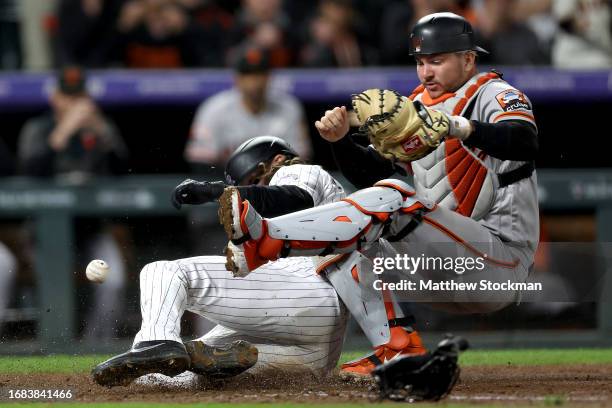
1, 364, 611, 404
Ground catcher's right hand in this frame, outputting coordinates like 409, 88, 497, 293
314, 106, 351, 143
351, 89, 451, 162
171, 179, 226, 209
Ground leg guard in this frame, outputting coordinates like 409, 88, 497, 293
220, 180, 433, 276
340, 251, 426, 377
325, 252, 390, 346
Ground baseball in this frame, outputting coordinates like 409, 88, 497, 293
86, 259, 110, 283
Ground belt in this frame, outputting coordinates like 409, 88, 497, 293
497, 161, 535, 188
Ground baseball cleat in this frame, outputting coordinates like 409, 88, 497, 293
218, 187, 244, 240
225, 241, 249, 277
219, 187, 269, 276
341, 328, 426, 378
185, 339, 258, 378
91, 340, 190, 387
219, 187, 248, 275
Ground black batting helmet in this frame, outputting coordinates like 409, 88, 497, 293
409, 12, 488, 56
225, 136, 298, 185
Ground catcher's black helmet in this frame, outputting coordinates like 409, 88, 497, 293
409, 12, 488, 56
225, 136, 298, 185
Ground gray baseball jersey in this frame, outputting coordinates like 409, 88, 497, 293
410, 72, 539, 255
185, 89, 312, 164
375, 72, 539, 312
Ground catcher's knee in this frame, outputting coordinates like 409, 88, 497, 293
373, 179, 416, 197
343, 185, 405, 220
370, 179, 435, 215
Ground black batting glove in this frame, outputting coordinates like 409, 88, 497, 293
171, 179, 226, 209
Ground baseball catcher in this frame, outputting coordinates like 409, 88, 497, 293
217, 12, 539, 378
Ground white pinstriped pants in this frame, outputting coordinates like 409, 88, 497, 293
133, 256, 347, 375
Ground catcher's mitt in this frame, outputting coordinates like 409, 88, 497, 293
371, 334, 469, 402
351, 89, 450, 162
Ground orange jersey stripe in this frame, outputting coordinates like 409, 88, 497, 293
493, 111, 535, 123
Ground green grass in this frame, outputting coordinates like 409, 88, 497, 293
0, 354, 112, 374
1, 348, 612, 375
340, 348, 612, 367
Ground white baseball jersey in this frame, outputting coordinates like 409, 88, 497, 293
133, 164, 348, 376
269, 164, 346, 205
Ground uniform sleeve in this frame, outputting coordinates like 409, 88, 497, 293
236, 185, 314, 218
270, 164, 344, 206
236, 164, 341, 218
478, 81, 537, 129
233, 164, 347, 217
465, 81, 538, 161
465, 120, 538, 161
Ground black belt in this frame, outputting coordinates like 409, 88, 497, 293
497, 161, 535, 188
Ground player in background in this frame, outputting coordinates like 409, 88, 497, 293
184, 47, 312, 171
220, 12, 540, 376
92, 136, 349, 387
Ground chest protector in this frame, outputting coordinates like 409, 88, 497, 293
408, 72, 500, 220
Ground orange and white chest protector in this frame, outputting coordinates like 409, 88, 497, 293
408, 72, 539, 252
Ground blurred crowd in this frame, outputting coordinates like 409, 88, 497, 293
1, 0, 611, 70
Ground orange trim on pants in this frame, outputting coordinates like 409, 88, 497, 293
422, 216, 520, 269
